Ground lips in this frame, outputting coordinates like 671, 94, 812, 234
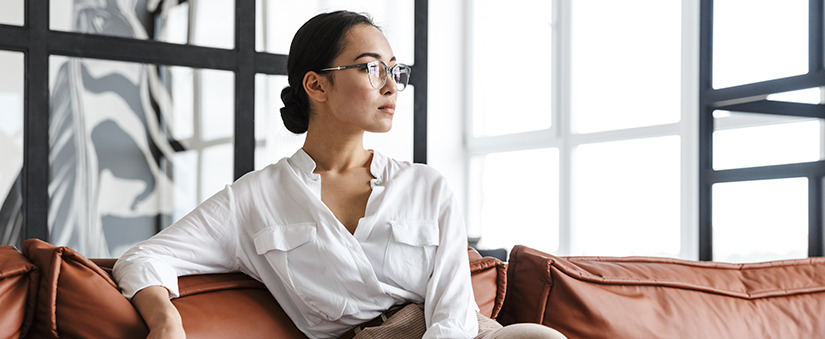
378, 104, 396, 113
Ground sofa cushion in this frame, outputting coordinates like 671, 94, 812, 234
94, 259, 307, 339
25, 239, 306, 339
468, 248, 507, 319
22, 239, 148, 339
0, 246, 38, 339
500, 245, 825, 339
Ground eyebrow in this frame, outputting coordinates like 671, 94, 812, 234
354, 52, 397, 62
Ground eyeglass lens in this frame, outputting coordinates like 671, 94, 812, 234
366, 61, 410, 91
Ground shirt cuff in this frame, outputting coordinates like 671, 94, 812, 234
115, 261, 180, 299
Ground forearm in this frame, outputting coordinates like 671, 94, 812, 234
132, 285, 185, 338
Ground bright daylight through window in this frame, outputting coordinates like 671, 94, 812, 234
467, 0, 822, 262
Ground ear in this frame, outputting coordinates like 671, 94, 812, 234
303, 71, 328, 103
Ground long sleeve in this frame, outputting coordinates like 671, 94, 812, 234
422, 188, 479, 339
113, 184, 240, 299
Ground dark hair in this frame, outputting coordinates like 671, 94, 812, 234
280, 11, 377, 134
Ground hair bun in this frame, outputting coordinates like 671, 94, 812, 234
280, 86, 309, 134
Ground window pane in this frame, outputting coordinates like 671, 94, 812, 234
0, 51, 24, 247
573, 136, 681, 257
171, 150, 198, 225
471, 0, 552, 137
571, 0, 680, 133
713, 178, 808, 263
470, 149, 559, 254
50, 1, 234, 49
166, 66, 195, 140
713, 0, 807, 89
201, 144, 233, 202
767, 87, 823, 105
256, 0, 415, 63
0, 1, 24, 26
48, 56, 233, 257
713, 112, 821, 170
255, 74, 305, 170
200, 69, 235, 141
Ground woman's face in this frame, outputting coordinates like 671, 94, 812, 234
321, 24, 398, 133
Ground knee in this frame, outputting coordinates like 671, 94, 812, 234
489, 323, 567, 339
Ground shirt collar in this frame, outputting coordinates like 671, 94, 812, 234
289, 148, 317, 177
367, 149, 387, 182
289, 148, 387, 180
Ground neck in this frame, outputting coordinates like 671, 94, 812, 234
303, 122, 371, 173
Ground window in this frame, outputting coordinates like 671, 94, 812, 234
0, 0, 23, 26
700, 0, 825, 262
0, 1, 428, 256
468, 0, 825, 262
468, 0, 690, 258
0, 51, 24, 246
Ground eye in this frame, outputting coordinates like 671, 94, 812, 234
366, 63, 381, 77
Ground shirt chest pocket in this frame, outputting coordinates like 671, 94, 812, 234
253, 223, 353, 326
384, 219, 439, 293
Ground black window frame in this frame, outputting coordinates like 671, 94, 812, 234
0, 0, 429, 243
698, 0, 825, 260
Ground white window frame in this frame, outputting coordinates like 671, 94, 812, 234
463, 0, 700, 259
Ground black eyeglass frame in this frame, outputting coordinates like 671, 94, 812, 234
319, 60, 411, 91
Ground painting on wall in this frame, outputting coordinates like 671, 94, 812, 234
0, 0, 185, 257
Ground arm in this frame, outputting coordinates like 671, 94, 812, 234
114, 185, 242, 335
114, 185, 240, 298
422, 188, 479, 339
132, 286, 185, 339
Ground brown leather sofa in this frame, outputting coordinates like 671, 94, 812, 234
3, 239, 825, 338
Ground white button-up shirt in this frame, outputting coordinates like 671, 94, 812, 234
113, 149, 479, 339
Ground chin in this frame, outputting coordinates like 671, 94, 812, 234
368, 119, 393, 133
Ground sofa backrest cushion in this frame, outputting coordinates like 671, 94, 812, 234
468, 247, 507, 319
22, 239, 149, 339
500, 245, 825, 339
93, 259, 307, 339
19, 241, 502, 339
0, 246, 38, 339
25, 239, 307, 339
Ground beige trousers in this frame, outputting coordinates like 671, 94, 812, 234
475, 312, 568, 339
350, 304, 567, 339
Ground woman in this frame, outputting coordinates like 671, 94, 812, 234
114, 10, 565, 339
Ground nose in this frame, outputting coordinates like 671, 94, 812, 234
381, 75, 397, 95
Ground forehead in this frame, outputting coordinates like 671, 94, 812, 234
337, 24, 394, 61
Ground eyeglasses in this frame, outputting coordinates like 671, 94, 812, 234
319, 60, 411, 91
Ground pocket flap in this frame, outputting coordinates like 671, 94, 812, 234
254, 223, 317, 254
390, 220, 439, 246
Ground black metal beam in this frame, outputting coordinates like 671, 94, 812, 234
808, 0, 825, 258
717, 100, 825, 119
255, 53, 288, 75
698, 0, 714, 261
234, 0, 255, 180
48, 30, 238, 70
810, 0, 824, 73
810, 176, 824, 257
707, 72, 825, 105
711, 161, 825, 183
23, 0, 50, 241
46, 30, 289, 76
412, 0, 428, 164
0, 24, 26, 51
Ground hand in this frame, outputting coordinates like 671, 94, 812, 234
147, 323, 186, 339
132, 286, 186, 339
